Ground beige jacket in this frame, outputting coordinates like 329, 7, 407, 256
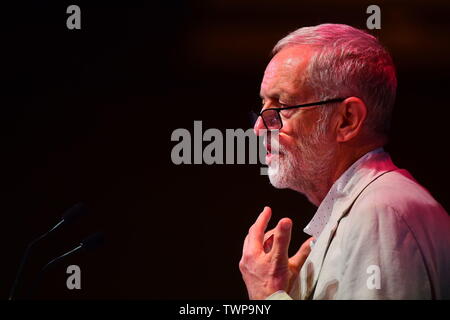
268, 150, 450, 300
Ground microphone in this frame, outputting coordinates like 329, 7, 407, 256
8, 202, 88, 300
29, 232, 105, 298
62, 202, 88, 225
44, 232, 105, 267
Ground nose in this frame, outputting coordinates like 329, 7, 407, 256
253, 115, 265, 136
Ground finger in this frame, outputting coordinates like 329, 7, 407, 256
243, 234, 249, 253
262, 227, 276, 253
248, 206, 272, 250
263, 228, 275, 242
272, 218, 293, 257
290, 237, 315, 269
263, 234, 274, 253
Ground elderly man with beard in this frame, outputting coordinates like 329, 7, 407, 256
239, 24, 450, 300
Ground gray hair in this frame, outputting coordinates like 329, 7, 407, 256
273, 24, 397, 140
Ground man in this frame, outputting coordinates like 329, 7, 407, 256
239, 24, 450, 300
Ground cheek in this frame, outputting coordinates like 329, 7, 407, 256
279, 119, 304, 145
278, 130, 301, 152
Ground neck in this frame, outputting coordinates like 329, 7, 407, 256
304, 142, 383, 207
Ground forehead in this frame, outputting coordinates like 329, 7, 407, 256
261, 45, 314, 100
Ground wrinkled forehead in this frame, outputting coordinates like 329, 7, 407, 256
261, 46, 314, 99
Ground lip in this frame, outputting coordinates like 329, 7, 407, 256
264, 133, 282, 165
264, 131, 280, 155
264, 142, 281, 155
265, 151, 281, 165
264, 142, 272, 165
265, 153, 273, 165
264, 139, 274, 154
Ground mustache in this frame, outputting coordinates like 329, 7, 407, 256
263, 131, 282, 154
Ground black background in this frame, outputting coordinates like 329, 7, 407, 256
0, 0, 449, 299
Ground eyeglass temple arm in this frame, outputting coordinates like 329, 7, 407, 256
261, 97, 346, 113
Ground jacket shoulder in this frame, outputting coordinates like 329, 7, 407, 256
354, 169, 448, 220
342, 169, 450, 298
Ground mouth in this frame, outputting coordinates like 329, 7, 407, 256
264, 142, 281, 165
263, 131, 282, 165
265, 151, 282, 167
265, 143, 272, 154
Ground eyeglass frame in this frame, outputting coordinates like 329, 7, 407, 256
256, 97, 346, 130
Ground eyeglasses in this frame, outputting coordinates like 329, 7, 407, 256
251, 98, 346, 130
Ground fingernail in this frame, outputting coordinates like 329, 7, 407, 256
281, 220, 291, 230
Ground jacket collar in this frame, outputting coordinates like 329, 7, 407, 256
304, 147, 389, 239
299, 148, 399, 299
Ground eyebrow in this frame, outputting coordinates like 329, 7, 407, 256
260, 91, 281, 100
260, 92, 298, 105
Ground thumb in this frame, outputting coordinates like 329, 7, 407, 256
289, 237, 315, 270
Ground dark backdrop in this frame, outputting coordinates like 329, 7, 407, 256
0, 0, 449, 299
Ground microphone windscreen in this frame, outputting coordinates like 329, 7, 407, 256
80, 232, 105, 250
62, 202, 88, 225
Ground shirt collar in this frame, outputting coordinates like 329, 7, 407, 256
303, 147, 385, 239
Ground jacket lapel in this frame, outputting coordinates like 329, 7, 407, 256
299, 152, 399, 299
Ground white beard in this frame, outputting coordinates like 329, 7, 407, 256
267, 147, 296, 188
267, 131, 337, 199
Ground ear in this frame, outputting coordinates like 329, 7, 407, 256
335, 97, 367, 142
